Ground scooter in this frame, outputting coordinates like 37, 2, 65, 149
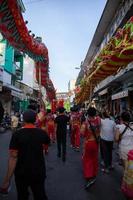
0, 117, 11, 133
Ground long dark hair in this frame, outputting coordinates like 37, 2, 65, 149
87, 107, 96, 117
121, 111, 131, 122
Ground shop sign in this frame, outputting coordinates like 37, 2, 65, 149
11, 90, 23, 100
112, 90, 128, 100
56, 92, 69, 100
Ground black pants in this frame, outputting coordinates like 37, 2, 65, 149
56, 132, 66, 159
15, 175, 47, 200
100, 138, 113, 168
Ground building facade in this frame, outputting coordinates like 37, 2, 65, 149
77, 0, 133, 114
0, 33, 40, 113
0, 33, 24, 113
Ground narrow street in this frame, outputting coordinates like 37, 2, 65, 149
0, 130, 126, 200
0, 1, 133, 199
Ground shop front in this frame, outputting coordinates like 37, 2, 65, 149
11, 90, 23, 113
0, 83, 23, 114
0, 88, 11, 114
111, 90, 129, 115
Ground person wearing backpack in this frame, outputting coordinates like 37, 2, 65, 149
115, 111, 133, 169
81, 107, 101, 189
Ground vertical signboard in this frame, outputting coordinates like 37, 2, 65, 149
5, 44, 15, 74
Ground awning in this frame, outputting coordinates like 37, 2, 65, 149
93, 66, 133, 96
11, 90, 23, 100
3, 83, 22, 93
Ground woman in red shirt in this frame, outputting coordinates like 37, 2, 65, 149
81, 107, 101, 189
46, 109, 55, 143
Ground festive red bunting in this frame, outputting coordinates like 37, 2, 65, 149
75, 16, 133, 104
51, 99, 57, 113
0, 0, 55, 101
57, 99, 64, 108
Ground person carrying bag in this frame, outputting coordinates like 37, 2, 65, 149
81, 107, 101, 189
115, 112, 133, 200
88, 120, 100, 144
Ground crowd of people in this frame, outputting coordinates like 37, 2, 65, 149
0, 101, 133, 200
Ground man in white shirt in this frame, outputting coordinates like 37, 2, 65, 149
100, 111, 116, 173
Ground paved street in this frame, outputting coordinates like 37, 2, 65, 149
0, 130, 126, 200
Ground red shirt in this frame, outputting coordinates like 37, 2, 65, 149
84, 116, 101, 140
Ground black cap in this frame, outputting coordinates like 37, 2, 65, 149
23, 109, 37, 123
87, 107, 96, 117
58, 107, 65, 113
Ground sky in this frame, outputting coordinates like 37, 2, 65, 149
23, 0, 107, 92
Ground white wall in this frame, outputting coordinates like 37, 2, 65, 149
22, 55, 34, 88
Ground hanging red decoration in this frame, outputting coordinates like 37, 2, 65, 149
0, 0, 55, 101
51, 99, 57, 113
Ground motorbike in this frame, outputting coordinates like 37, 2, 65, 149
0, 116, 11, 133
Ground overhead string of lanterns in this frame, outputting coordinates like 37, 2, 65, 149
0, 0, 56, 101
